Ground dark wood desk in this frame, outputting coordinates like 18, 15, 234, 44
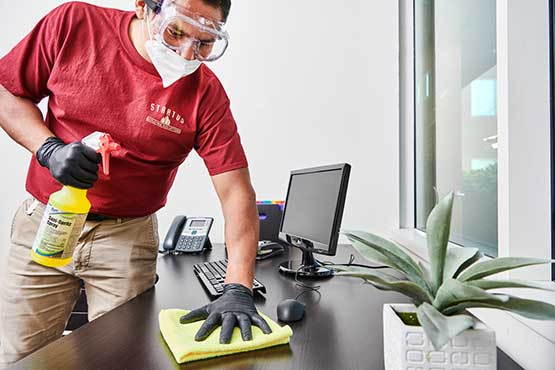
11, 245, 523, 370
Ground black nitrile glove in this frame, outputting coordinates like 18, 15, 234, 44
36, 137, 101, 189
180, 283, 272, 344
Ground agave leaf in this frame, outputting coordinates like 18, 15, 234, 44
384, 268, 408, 280
333, 266, 433, 304
443, 247, 481, 281
418, 261, 433, 290
467, 279, 555, 291
453, 251, 483, 279
442, 296, 555, 320
346, 237, 398, 268
416, 302, 475, 350
331, 265, 400, 279
457, 257, 552, 281
426, 192, 454, 294
433, 279, 507, 312
342, 230, 430, 292
343, 230, 416, 271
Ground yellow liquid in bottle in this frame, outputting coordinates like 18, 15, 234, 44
31, 186, 91, 267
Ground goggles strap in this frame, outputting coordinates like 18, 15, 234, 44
144, 0, 163, 14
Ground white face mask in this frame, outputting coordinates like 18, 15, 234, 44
145, 36, 202, 88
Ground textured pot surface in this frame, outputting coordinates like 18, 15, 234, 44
383, 303, 497, 370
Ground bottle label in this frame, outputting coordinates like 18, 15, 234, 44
32, 203, 87, 260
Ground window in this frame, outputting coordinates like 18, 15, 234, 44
414, 0, 498, 256
401, 2, 555, 365
550, 0, 555, 281
402, 0, 553, 279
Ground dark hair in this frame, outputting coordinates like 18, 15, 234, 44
202, 0, 231, 23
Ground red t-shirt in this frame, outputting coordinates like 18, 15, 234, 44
0, 2, 248, 217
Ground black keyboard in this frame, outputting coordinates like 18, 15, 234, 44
193, 260, 266, 299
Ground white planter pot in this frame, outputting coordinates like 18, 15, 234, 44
383, 303, 497, 370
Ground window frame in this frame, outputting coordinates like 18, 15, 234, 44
550, 0, 555, 282
399, 0, 553, 280
397, 1, 555, 364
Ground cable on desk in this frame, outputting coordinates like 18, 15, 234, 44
321, 254, 390, 270
293, 265, 322, 303
289, 254, 388, 305
295, 287, 321, 302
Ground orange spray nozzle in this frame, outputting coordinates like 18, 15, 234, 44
82, 132, 121, 177
97, 134, 121, 176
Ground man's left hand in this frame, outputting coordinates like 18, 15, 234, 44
180, 283, 272, 344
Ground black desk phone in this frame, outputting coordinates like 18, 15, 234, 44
162, 216, 213, 254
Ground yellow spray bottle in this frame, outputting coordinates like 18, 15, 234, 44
31, 132, 121, 268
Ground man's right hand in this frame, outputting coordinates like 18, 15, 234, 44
36, 137, 101, 189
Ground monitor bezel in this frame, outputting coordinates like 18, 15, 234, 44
278, 163, 351, 256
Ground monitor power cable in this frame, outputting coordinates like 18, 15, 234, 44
321, 253, 390, 270
291, 254, 388, 302
293, 264, 322, 303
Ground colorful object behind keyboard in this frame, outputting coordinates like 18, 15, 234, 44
159, 309, 292, 363
256, 200, 285, 211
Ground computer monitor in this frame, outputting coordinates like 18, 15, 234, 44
278, 163, 351, 277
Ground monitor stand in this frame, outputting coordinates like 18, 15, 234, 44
279, 248, 333, 278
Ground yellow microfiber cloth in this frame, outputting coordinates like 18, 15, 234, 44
159, 309, 293, 363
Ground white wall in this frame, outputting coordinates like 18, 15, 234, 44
0, 1, 400, 271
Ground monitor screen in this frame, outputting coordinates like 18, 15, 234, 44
280, 164, 350, 255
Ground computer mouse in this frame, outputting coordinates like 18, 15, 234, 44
277, 298, 305, 322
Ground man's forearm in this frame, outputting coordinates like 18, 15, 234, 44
0, 84, 53, 154
222, 187, 259, 290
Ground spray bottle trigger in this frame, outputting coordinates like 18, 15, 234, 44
97, 134, 121, 176
81, 131, 121, 176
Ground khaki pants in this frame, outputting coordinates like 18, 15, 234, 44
0, 198, 159, 368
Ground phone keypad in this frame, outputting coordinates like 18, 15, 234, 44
177, 235, 205, 251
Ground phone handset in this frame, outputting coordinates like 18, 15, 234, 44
161, 215, 213, 254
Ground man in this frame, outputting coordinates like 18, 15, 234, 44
0, 0, 270, 366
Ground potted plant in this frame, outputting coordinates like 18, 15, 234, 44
334, 192, 555, 370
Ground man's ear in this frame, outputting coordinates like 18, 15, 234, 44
135, 0, 147, 20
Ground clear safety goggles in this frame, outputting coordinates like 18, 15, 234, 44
144, 0, 229, 62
